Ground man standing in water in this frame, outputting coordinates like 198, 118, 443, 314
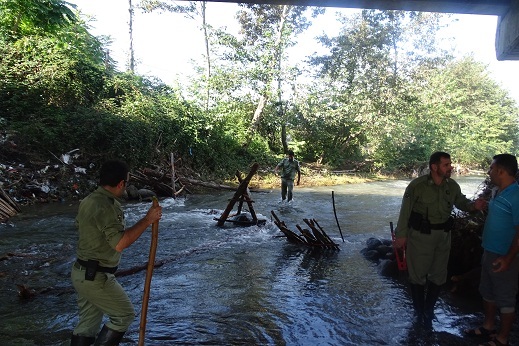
465, 154, 519, 346
274, 150, 301, 203
394, 151, 486, 328
70, 160, 162, 345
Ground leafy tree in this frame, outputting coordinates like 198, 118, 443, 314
212, 4, 322, 152
0, 0, 76, 41
305, 10, 451, 169
0, 0, 108, 114
419, 56, 519, 165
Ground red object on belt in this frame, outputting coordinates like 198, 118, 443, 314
390, 222, 407, 271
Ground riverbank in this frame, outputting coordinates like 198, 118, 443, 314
0, 146, 401, 208
247, 168, 395, 190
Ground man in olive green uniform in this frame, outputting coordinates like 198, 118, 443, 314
70, 160, 162, 345
394, 152, 486, 328
274, 150, 301, 202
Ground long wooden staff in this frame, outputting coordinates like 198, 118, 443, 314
138, 196, 160, 346
332, 191, 345, 242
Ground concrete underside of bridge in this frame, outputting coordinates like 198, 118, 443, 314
211, 0, 519, 60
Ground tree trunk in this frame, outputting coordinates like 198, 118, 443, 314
250, 94, 268, 134
248, 5, 290, 139
281, 123, 287, 153
128, 0, 135, 72
202, 1, 211, 111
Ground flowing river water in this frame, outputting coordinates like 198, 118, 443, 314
2, 175, 517, 346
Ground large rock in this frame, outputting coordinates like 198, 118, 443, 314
125, 185, 156, 201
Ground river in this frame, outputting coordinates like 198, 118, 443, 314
2, 175, 513, 346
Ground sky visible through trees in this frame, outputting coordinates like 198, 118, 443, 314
2, 0, 517, 173
72, 0, 519, 104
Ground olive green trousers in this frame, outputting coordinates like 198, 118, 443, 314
71, 263, 135, 337
406, 228, 451, 286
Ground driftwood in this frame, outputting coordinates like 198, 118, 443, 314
131, 169, 187, 198
12, 259, 167, 300
0, 149, 244, 205
271, 211, 340, 250
1, 252, 38, 261
180, 177, 235, 191
11, 246, 215, 299
132, 167, 237, 197
0, 187, 20, 221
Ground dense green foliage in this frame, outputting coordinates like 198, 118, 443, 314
0, 1, 518, 179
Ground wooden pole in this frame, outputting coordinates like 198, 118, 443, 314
138, 196, 160, 346
332, 191, 345, 242
217, 163, 259, 227
170, 153, 176, 196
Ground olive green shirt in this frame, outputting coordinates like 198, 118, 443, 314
276, 158, 301, 180
395, 174, 473, 238
75, 186, 125, 267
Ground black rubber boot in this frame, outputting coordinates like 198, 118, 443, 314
423, 282, 441, 329
94, 325, 125, 346
409, 284, 425, 326
70, 334, 95, 346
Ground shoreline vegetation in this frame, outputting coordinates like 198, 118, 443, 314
0, 150, 482, 208
0, 155, 395, 207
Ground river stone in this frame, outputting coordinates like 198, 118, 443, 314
381, 239, 392, 247
137, 188, 156, 199
360, 248, 380, 262
366, 237, 382, 251
126, 185, 139, 199
378, 259, 399, 277
376, 244, 393, 257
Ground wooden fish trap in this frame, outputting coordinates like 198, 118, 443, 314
271, 210, 340, 250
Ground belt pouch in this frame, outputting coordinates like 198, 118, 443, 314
420, 219, 431, 234
408, 211, 431, 234
85, 260, 99, 281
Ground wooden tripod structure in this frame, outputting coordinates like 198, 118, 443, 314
215, 163, 265, 227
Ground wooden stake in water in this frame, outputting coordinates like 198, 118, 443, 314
332, 191, 345, 242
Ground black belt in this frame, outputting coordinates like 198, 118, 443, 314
75, 258, 118, 274
430, 222, 447, 230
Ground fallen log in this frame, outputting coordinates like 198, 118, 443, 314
180, 177, 236, 191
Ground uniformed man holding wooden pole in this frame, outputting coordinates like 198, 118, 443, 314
70, 160, 162, 345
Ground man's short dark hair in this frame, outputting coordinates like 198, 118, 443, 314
429, 151, 450, 170
288, 150, 294, 156
493, 154, 518, 177
99, 160, 129, 187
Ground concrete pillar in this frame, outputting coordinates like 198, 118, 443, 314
496, 0, 519, 60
